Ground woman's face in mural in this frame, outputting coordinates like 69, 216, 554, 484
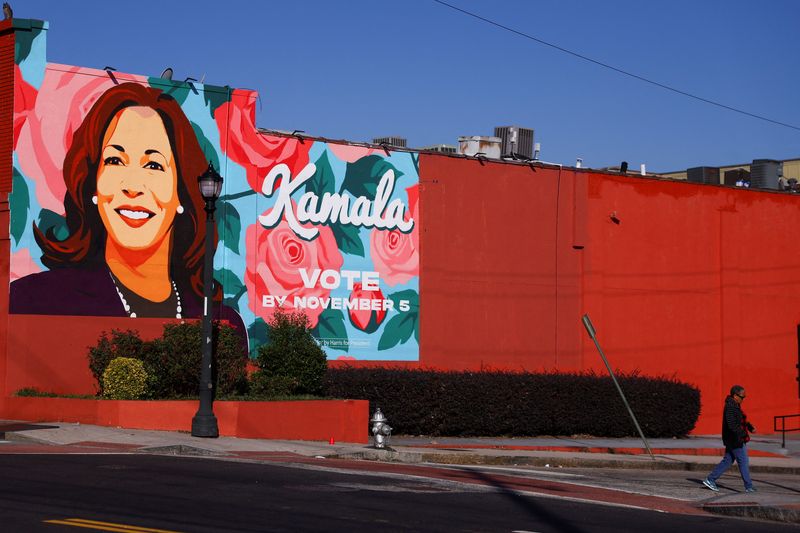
96, 106, 180, 251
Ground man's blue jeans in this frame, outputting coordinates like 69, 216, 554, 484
708, 444, 752, 490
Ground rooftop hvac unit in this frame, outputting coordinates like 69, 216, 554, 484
750, 159, 783, 189
723, 168, 750, 186
687, 166, 720, 184
372, 136, 407, 148
494, 126, 534, 159
458, 136, 502, 159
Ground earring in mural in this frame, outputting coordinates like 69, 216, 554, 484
177, 205, 184, 214
92, 195, 98, 205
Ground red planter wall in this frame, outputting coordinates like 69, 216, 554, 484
0, 396, 369, 443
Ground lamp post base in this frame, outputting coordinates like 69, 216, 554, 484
191, 413, 219, 438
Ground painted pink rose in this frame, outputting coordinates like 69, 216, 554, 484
15, 64, 147, 214
370, 184, 419, 287
348, 283, 387, 333
216, 89, 310, 194
328, 144, 381, 164
10, 248, 41, 282
245, 213, 343, 328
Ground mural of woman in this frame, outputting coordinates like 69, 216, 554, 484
11, 82, 243, 331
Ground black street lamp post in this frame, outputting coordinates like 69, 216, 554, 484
191, 162, 224, 438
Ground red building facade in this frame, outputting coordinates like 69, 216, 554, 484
0, 18, 798, 436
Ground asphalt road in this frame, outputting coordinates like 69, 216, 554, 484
0, 454, 794, 533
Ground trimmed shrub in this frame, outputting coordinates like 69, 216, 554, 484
102, 357, 148, 400
324, 368, 701, 438
88, 322, 248, 399
88, 330, 144, 395
254, 310, 327, 395
248, 371, 297, 398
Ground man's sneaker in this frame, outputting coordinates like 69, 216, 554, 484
703, 478, 720, 491
745, 487, 757, 493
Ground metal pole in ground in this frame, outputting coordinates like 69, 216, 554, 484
581, 314, 655, 460
191, 163, 224, 438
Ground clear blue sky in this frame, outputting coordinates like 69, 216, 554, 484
16, 0, 800, 172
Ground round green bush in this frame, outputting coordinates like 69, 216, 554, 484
102, 357, 148, 400
255, 310, 327, 395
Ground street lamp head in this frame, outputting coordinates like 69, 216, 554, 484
198, 162, 224, 202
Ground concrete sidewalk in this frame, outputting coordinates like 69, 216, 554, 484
2, 420, 799, 524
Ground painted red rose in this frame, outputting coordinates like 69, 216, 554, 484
216, 89, 310, 194
13, 64, 37, 149
244, 212, 343, 328
348, 283, 387, 333
370, 184, 419, 286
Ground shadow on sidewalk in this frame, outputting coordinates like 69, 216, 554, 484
0, 422, 58, 440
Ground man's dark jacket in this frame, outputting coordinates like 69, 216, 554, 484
721, 395, 747, 449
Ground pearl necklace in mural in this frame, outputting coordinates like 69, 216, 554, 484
109, 272, 183, 319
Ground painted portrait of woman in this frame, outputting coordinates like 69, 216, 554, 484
10, 82, 243, 331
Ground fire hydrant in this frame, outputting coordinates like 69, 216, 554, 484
370, 408, 392, 449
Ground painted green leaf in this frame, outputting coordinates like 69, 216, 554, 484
377, 312, 416, 350
9, 169, 29, 246
341, 155, 403, 201
204, 86, 231, 117
388, 289, 419, 311
217, 201, 241, 255
311, 308, 349, 352
190, 122, 221, 172
247, 318, 269, 355
37, 209, 68, 242
306, 151, 336, 197
331, 222, 364, 257
147, 78, 191, 106
14, 28, 40, 64
214, 268, 245, 299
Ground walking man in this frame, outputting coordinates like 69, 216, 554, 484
703, 385, 756, 493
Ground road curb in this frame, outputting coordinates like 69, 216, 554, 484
334, 448, 800, 475
702, 502, 800, 524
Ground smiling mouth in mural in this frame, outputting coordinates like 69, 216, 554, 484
115, 206, 155, 228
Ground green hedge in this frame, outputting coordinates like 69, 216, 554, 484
323, 368, 700, 438
254, 310, 327, 396
88, 322, 247, 398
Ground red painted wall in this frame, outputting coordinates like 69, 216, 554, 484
581, 173, 800, 433
416, 156, 800, 434
418, 156, 582, 371
5, 315, 182, 395
0, 19, 15, 398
